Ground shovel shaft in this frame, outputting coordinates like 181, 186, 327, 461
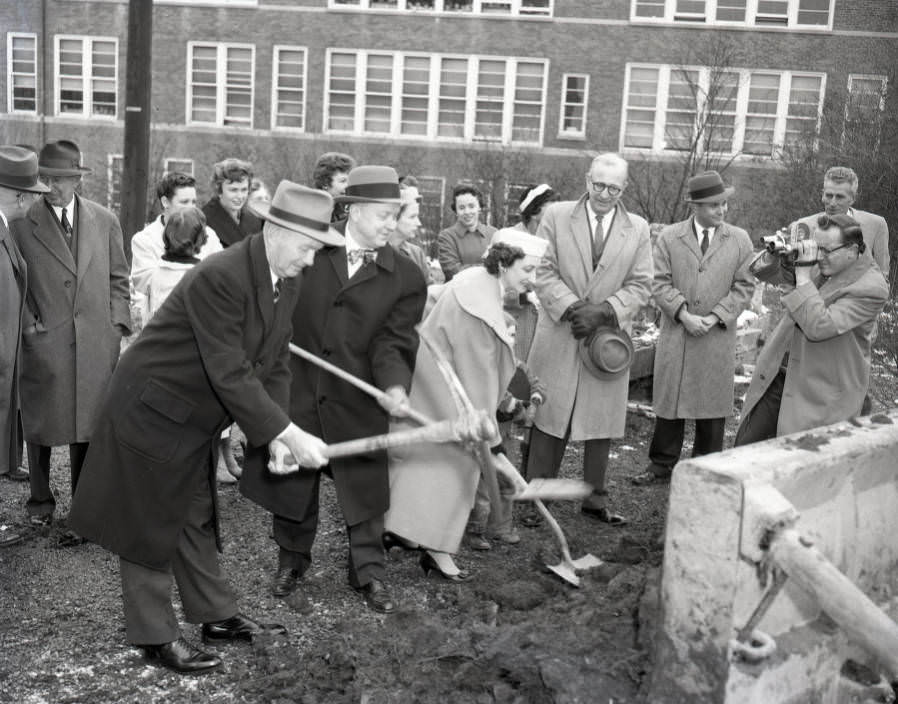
323, 420, 460, 459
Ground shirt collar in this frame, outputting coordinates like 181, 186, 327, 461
270, 269, 279, 289
586, 200, 615, 230
0, 209, 7, 228
693, 220, 716, 239
52, 197, 75, 219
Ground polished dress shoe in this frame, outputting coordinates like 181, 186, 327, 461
581, 505, 628, 526
271, 567, 300, 598
201, 613, 287, 643
142, 637, 222, 674
355, 578, 396, 614
420, 551, 473, 583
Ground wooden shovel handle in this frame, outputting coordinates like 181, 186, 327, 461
323, 420, 460, 459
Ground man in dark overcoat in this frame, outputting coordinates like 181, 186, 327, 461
12, 141, 130, 536
69, 182, 342, 674
240, 166, 427, 614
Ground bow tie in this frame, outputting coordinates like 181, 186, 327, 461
347, 248, 377, 266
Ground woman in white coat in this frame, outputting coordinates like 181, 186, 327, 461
384, 229, 548, 580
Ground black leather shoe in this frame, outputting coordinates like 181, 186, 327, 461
142, 637, 222, 674
581, 505, 628, 526
356, 578, 396, 614
201, 613, 287, 643
271, 567, 300, 598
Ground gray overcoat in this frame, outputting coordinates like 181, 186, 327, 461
527, 197, 653, 440
652, 218, 755, 419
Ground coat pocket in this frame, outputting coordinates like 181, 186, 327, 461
114, 379, 196, 463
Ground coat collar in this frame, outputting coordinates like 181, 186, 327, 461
576, 197, 635, 284
675, 217, 732, 262
325, 218, 396, 291
250, 233, 277, 332
448, 267, 514, 354
818, 252, 877, 299
27, 196, 77, 273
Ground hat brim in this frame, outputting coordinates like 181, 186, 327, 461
250, 201, 345, 247
687, 185, 735, 203
333, 194, 402, 205
0, 178, 50, 193
39, 166, 92, 177
578, 327, 635, 380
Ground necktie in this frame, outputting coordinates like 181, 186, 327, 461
700, 229, 709, 256
61, 208, 73, 239
273, 278, 283, 304
592, 216, 604, 268
348, 248, 377, 266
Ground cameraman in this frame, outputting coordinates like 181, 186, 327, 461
735, 214, 887, 445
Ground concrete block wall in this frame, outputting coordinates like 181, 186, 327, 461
647, 409, 898, 703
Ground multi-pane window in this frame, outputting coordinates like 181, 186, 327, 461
8, 33, 38, 113
621, 63, 826, 158
415, 175, 446, 245
272, 46, 307, 130
559, 74, 589, 139
188, 42, 254, 127
843, 75, 887, 147
329, 0, 552, 16
108, 154, 123, 213
55, 36, 118, 118
631, 0, 831, 27
325, 50, 548, 146
164, 158, 195, 176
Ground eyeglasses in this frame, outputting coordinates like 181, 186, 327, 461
590, 181, 623, 197
818, 242, 853, 256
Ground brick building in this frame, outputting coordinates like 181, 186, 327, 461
1, 0, 895, 242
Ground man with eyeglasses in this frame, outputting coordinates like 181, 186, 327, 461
735, 214, 887, 445
524, 153, 653, 527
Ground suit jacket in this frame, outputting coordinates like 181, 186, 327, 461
69, 234, 297, 568
794, 209, 890, 281
202, 198, 262, 247
527, 197, 653, 440
652, 219, 755, 419
0, 217, 26, 474
739, 254, 888, 437
240, 221, 427, 526
12, 195, 130, 445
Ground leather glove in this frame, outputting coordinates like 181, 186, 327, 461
569, 301, 617, 339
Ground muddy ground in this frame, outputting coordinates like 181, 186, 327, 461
1, 361, 894, 704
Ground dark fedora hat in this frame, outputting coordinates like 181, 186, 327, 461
250, 180, 345, 246
334, 165, 402, 205
579, 326, 634, 380
0, 146, 50, 193
38, 140, 92, 177
685, 170, 734, 203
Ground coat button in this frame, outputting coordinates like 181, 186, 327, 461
322, 348, 331, 357
698, 266, 705, 272
64, 279, 72, 287
318, 395, 326, 404
333, 300, 343, 307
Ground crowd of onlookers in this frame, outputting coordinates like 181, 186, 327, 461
0, 139, 890, 675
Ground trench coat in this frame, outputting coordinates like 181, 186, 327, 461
527, 197, 653, 440
69, 234, 297, 568
384, 266, 515, 553
652, 219, 755, 419
240, 223, 427, 527
0, 217, 26, 474
739, 254, 887, 437
12, 196, 130, 445
794, 210, 890, 281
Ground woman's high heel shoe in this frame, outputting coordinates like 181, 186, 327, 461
419, 551, 473, 583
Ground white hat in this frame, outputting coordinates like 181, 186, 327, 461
488, 227, 548, 259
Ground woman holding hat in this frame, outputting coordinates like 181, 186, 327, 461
384, 228, 548, 581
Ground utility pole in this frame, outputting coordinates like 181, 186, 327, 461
120, 0, 153, 260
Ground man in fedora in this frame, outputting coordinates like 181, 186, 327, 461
241, 165, 427, 614
632, 171, 755, 486
12, 140, 130, 543
0, 146, 49, 542
68, 181, 341, 674
525, 153, 653, 527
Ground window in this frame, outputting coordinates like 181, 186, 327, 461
621, 63, 826, 158
187, 42, 254, 127
8, 33, 38, 113
415, 175, 446, 244
55, 36, 118, 118
164, 158, 195, 176
328, 0, 551, 16
108, 154, 123, 213
844, 75, 887, 147
324, 50, 548, 146
630, 0, 831, 28
503, 182, 531, 226
559, 74, 589, 139
272, 46, 307, 130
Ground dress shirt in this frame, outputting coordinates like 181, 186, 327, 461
52, 199, 75, 235
693, 221, 717, 248
586, 201, 616, 243
344, 227, 377, 278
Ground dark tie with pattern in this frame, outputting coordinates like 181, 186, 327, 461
700, 228, 709, 256
61, 208, 73, 245
273, 278, 283, 304
348, 248, 377, 266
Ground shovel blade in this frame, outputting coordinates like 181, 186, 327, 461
547, 562, 581, 587
514, 478, 593, 501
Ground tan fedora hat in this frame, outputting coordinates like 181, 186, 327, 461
0, 146, 50, 193
38, 140, 92, 177
251, 181, 345, 246
685, 170, 734, 203
334, 165, 402, 205
579, 326, 634, 380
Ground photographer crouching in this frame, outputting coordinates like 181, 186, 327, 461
735, 214, 888, 445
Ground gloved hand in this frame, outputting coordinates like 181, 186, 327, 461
569, 300, 617, 339
529, 375, 546, 405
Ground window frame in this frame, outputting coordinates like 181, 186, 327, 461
558, 73, 589, 140
843, 74, 887, 148
186, 41, 256, 128
163, 158, 195, 176
107, 153, 124, 213
323, 48, 548, 147
327, 0, 553, 17
7, 32, 38, 115
271, 45, 308, 132
619, 62, 827, 159
54, 34, 119, 119
629, 0, 833, 30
